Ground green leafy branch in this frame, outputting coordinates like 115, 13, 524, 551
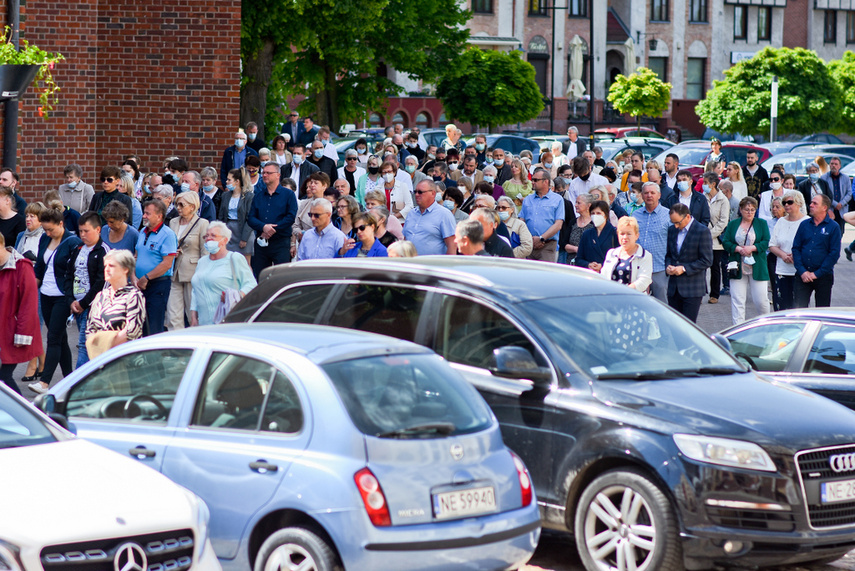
0, 27, 65, 118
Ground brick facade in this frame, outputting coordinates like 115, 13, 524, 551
0, 0, 240, 202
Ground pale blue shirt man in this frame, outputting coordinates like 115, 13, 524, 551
403, 181, 457, 255
296, 200, 346, 260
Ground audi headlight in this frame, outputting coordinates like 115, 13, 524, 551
0, 539, 22, 571
674, 434, 776, 472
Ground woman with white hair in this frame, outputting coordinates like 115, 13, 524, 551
190, 221, 257, 326
497, 196, 532, 258
551, 141, 567, 168
440, 123, 465, 153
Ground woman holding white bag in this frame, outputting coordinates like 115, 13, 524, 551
190, 222, 257, 326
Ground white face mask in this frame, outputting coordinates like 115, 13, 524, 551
591, 213, 606, 228
383, 173, 395, 183
770, 182, 782, 190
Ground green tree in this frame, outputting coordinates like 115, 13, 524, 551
827, 51, 855, 134
435, 48, 543, 131
241, 0, 470, 138
606, 67, 672, 131
696, 47, 841, 136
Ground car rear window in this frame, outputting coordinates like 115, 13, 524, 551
322, 354, 493, 439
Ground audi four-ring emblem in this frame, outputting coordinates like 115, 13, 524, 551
829, 453, 855, 473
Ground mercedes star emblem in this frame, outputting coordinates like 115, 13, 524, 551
114, 542, 147, 571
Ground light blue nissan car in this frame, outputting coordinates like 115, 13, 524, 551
42, 324, 541, 571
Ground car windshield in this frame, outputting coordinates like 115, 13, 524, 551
518, 295, 743, 379
323, 354, 493, 439
655, 146, 709, 167
0, 390, 57, 448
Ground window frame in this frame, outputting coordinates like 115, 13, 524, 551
472, 0, 493, 14
847, 11, 855, 44
802, 323, 855, 377
650, 0, 669, 22
757, 6, 772, 42
647, 57, 668, 83
686, 57, 706, 100
529, 0, 548, 17
249, 280, 340, 323
734, 6, 747, 40
825, 9, 838, 45
689, 0, 707, 23
568, 0, 588, 18
726, 321, 808, 374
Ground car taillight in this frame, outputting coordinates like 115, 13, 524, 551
511, 452, 533, 507
354, 468, 392, 526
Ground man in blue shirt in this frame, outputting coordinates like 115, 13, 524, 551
520, 170, 564, 262
633, 182, 671, 302
248, 164, 298, 279
297, 199, 346, 260
135, 200, 177, 335
793, 194, 841, 308
403, 180, 457, 255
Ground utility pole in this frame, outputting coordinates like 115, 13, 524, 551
770, 75, 778, 143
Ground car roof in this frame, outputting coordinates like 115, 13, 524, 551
125, 323, 433, 365
722, 308, 855, 332
260, 257, 636, 302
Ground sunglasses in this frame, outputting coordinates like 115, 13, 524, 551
354, 225, 369, 232
175, 202, 187, 208
782, 200, 795, 206
247, 168, 259, 174
100, 177, 115, 183
346, 157, 358, 161
308, 212, 325, 218
414, 190, 431, 195
770, 178, 781, 182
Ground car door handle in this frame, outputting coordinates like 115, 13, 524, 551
249, 460, 279, 473
129, 446, 156, 459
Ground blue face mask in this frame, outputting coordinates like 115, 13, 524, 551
226, 184, 236, 191
293, 155, 304, 165
544, 162, 553, 169
442, 200, 455, 211
809, 172, 819, 182
204, 240, 220, 255
485, 158, 494, 165
483, 175, 495, 184
67, 180, 79, 189
677, 181, 690, 193
180, 182, 191, 193
313, 149, 324, 159
202, 185, 215, 192
498, 211, 510, 221
475, 144, 485, 152
357, 147, 366, 154
702, 184, 710, 194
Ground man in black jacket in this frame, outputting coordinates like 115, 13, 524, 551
470, 207, 514, 258
742, 150, 768, 199
663, 170, 711, 226
67, 211, 108, 368
88, 166, 133, 225
307, 140, 338, 184
280, 144, 320, 199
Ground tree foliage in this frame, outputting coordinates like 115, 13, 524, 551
241, 0, 470, 136
827, 51, 855, 134
606, 67, 672, 130
435, 48, 543, 130
696, 47, 841, 136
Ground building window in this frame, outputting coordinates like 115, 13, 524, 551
415, 112, 431, 129
686, 58, 706, 100
650, 0, 669, 22
369, 112, 383, 127
529, 0, 547, 16
568, 0, 587, 17
648, 57, 667, 82
689, 0, 707, 23
734, 6, 747, 40
757, 7, 772, 41
472, 0, 492, 13
392, 111, 409, 126
825, 10, 838, 44
847, 12, 855, 44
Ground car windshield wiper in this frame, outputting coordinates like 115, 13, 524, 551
376, 422, 456, 439
596, 366, 743, 380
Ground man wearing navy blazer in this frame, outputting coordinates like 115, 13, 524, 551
665, 203, 713, 323
298, 117, 320, 148
281, 111, 305, 150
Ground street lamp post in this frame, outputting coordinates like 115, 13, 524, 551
4, 0, 19, 169
588, 0, 594, 149
770, 75, 778, 143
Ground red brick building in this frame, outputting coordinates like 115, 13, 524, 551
1, 0, 240, 202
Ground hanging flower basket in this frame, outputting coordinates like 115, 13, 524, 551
0, 27, 64, 118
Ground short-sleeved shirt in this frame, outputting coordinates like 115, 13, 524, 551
403, 202, 457, 256
520, 191, 565, 238
633, 205, 670, 273
135, 223, 177, 278
297, 223, 346, 260
101, 225, 139, 254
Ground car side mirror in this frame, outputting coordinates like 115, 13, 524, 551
34, 393, 56, 414
711, 333, 732, 353
490, 346, 552, 384
48, 412, 73, 433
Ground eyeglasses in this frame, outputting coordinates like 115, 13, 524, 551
100, 177, 115, 183
782, 200, 795, 206
414, 190, 432, 195
308, 212, 325, 218
532, 177, 547, 182
336, 205, 348, 210
346, 157, 358, 161
448, 162, 459, 165
497, 206, 513, 211
175, 202, 187, 208
262, 171, 278, 176
354, 225, 368, 232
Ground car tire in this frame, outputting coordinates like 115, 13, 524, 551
254, 527, 338, 571
575, 468, 682, 571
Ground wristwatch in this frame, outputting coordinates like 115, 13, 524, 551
539, 235, 544, 242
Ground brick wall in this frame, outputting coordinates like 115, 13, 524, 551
782, 0, 808, 49
0, 0, 240, 202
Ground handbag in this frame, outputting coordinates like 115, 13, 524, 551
728, 227, 751, 279
85, 331, 119, 359
213, 253, 243, 324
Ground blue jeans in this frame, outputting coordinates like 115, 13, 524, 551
143, 277, 171, 336
75, 309, 89, 369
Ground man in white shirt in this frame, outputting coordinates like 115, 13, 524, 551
317, 127, 339, 163
567, 156, 608, 214
662, 153, 679, 191
565, 126, 584, 159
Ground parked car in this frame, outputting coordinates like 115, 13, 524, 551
701, 128, 764, 143
761, 141, 818, 155
594, 126, 667, 139
721, 309, 855, 410
761, 152, 855, 182
226, 257, 855, 570
502, 129, 557, 137
44, 325, 540, 571
0, 384, 218, 571
419, 128, 448, 150
779, 133, 845, 145
530, 134, 591, 153
463, 134, 541, 163
652, 141, 772, 183
596, 137, 675, 164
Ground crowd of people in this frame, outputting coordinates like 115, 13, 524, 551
0, 118, 849, 395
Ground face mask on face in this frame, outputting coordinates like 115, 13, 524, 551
809, 172, 819, 182
475, 143, 485, 152
498, 210, 510, 221
368, 166, 380, 175
293, 155, 304, 165
448, 163, 458, 172
143, 185, 152, 194
235, 139, 246, 148
180, 182, 191, 193
67, 180, 79, 189
432, 175, 443, 182
357, 147, 366, 155
561, 177, 573, 185
260, 161, 269, 167
383, 173, 395, 183
702, 184, 711, 194
628, 192, 636, 204
202, 184, 215, 192
483, 175, 495, 184
406, 142, 416, 148
405, 164, 416, 174
677, 180, 690, 193
313, 149, 324, 159
591, 214, 606, 228
226, 183, 236, 191
442, 200, 455, 211
485, 157, 494, 165
204, 240, 221, 255
770, 182, 782, 190
248, 133, 257, 142
579, 172, 590, 182
427, 153, 436, 160
544, 162, 553, 169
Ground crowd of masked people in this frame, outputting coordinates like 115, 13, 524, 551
0, 120, 847, 396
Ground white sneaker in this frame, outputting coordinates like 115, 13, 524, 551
28, 382, 48, 394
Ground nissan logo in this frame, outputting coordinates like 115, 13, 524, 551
113, 542, 147, 571
829, 453, 855, 473
450, 444, 464, 461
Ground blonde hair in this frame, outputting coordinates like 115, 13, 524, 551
783, 190, 807, 216
617, 215, 639, 235
176, 191, 200, 210
727, 161, 745, 182
388, 240, 417, 257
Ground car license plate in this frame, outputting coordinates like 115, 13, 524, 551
433, 486, 496, 520
821, 479, 855, 503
